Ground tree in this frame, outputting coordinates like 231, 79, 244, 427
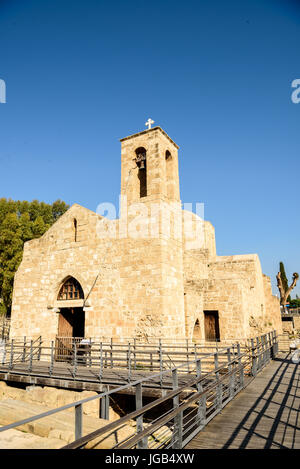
0, 198, 69, 316
52, 199, 70, 221
276, 264, 299, 313
279, 262, 291, 303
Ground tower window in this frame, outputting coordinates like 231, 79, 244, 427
165, 150, 173, 198
165, 150, 172, 160
135, 147, 147, 198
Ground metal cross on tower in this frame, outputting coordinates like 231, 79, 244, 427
145, 118, 154, 130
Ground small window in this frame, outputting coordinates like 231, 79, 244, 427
58, 277, 84, 301
73, 218, 77, 242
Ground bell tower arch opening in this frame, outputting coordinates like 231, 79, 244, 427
165, 149, 175, 199
135, 147, 147, 198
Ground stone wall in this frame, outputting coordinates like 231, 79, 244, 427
10, 204, 124, 340
184, 251, 282, 341
0, 381, 101, 418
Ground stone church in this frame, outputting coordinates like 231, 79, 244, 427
10, 125, 282, 342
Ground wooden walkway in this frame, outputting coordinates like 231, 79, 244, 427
186, 352, 300, 449
0, 359, 201, 397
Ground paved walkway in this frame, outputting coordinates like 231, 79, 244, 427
186, 352, 299, 449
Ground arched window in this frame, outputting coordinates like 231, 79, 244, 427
58, 277, 84, 301
135, 147, 147, 198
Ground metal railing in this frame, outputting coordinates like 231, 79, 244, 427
0, 331, 279, 449
1, 336, 42, 371
0, 335, 251, 382
0, 317, 10, 341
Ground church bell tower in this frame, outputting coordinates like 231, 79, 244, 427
120, 124, 181, 206
118, 122, 185, 340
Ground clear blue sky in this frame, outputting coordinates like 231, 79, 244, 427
0, 0, 299, 297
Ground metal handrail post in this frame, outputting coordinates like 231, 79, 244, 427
171, 368, 183, 449
256, 336, 261, 371
237, 343, 244, 389
274, 330, 278, 356
135, 382, 147, 449
99, 342, 103, 381
214, 352, 222, 411
159, 339, 163, 388
73, 341, 77, 378
1, 339, 6, 365
128, 342, 131, 382
38, 337, 42, 361
49, 341, 54, 377
22, 336, 26, 362
251, 338, 257, 377
227, 347, 235, 398
110, 338, 113, 368
196, 358, 206, 427
9, 339, 14, 370
100, 385, 110, 420
75, 404, 83, 441
28, 340, 33, 373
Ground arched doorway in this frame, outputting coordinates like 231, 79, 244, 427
192, 319, 201, 342
57, 276, 85, 339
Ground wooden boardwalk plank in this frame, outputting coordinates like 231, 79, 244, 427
185, 353, 300, 449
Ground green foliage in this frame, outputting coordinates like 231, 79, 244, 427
279, 261, 291, 303
0, 198, 69, 315
289, 298, 300, 308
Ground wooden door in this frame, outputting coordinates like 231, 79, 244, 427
56, 309, 74, 361
204, 311, 220, 341
58, 309, 73, 337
